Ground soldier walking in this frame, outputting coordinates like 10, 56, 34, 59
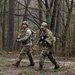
13, 21, 34, 67
35, 22, 59, 70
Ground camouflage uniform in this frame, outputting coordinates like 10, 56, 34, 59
13, 26, 34, 67
38, 26, 59, 70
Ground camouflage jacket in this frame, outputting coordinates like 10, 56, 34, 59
43, 28, 56, 47
17, 28, 32, 46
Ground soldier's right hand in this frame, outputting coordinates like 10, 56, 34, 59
16, 39, 21, 42
16, 36, 20, 39
32, 45, 38, 51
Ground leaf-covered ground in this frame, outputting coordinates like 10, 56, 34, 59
0, 51, 75, 75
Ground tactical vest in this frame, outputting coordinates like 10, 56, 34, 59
44, 29, 56, 46
18, 28, 32, 45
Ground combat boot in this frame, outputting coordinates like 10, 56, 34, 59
54, 64, 59, 69
28, 58, 34, 66
39, 65, 43, 70
36, 65, 43, 71
27, 53, 34, 66
12, 61, 20, 67
28, 63, 34, 66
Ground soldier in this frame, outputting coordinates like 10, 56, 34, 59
36, 22, 59, 70
13, 21, 34, 67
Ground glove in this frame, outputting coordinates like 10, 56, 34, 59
43, 35, 48, 39
16, 39, 21, 42
16, 36, 21, 42
39, 36, 45, 42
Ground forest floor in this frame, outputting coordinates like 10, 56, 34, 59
0, 51, 75, 75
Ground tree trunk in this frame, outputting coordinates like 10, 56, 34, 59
73, 18, 75, 54
50, 0, 58, 34
6, 0, 15, 50
2, 0, 7, 50
38, 0, 43, 24
62, 13, 72, 55
16, 2, 20, 50
45, 0, 51, 28
0, 1, 3, 49
62, 2, 73, 56
23, 0, 31, 21
55, 0, 61, 53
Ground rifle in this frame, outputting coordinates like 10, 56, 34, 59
39, 34, 48, 42
16, 36, 26, 45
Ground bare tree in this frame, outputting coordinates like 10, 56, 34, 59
55, 0, 61, 53
6, 0, 15, 50
2, 0, 7, 50
37, 0, 43, 24
62, 0, 75, 56
50, 0, 58, 33
23, 0, 31, 21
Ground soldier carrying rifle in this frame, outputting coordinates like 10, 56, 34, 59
12, 21, 34, 67
35, 22, 59, 70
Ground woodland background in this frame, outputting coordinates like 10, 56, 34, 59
0, 0, 75, 56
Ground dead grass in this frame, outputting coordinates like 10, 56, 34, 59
0, 51, 75, 75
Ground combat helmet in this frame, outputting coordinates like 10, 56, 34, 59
22, 21, 29, 26
40, 22, 47, 28
41, 22, 47, 26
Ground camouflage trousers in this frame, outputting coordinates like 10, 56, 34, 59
18, 45, 34, 65
39, 45, 57, 68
